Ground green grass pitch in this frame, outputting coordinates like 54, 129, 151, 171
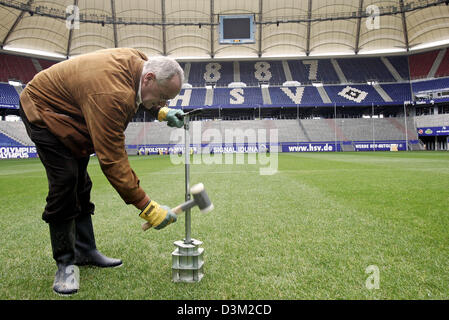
0, 151, 448, 299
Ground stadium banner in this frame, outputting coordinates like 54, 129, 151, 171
0, 146, 38, 159
133, 141, 410, 154
137, 144, 198, 155
417, 126, 449, 136
353, 140, 407, 151
136, 143, 270, 155
281, 142, 340, 152
206, 143, 270, 154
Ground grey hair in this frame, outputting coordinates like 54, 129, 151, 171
141, 56, 184, 87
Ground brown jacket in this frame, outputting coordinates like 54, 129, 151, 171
20, 48, 157, 207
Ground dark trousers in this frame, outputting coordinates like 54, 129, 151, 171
19, 105, 95, 224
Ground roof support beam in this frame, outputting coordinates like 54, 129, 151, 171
354, 0, 363, 54
210, 0, 214, 58
66, 0, 78, 58
305, 0, 312, 56
399, 0, 410, 52
1, 0, 34, 49
110, 0, 118, 48
258, 0, 263, 58
161, 0, 167, 55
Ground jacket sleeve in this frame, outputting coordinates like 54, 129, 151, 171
82, 92, 146, 206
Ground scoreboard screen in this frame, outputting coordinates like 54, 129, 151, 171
219, 15, 255, 44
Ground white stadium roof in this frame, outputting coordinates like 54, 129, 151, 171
1, 0, 449, 60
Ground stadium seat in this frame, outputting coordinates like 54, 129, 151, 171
212, 87, 264, 106
268, 86, 324, 105
185, 61, 234, 87
380, 83, 412, 102
0, 83, 20, 107
435, 49, 449, 78
324, 84, 383, 105
239, 60, 286, 86
0, 53, 37, 83
409, 50, 439, 80
0, 50, 448, 112
386, 56, 410, 80
0, 131, 24, 147
412, 77, 449, 93
37, 58, 59, 70
337, 57, 396, 83
177, 88, 207, 107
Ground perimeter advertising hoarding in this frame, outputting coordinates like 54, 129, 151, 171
417, 126, 449, 136
0, 146, 37, 159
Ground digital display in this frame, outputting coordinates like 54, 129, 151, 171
219, 15, 255, 44
222, 18, 251, 39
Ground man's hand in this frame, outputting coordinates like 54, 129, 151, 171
158, 107, 184, 128
139, 200, 177, 230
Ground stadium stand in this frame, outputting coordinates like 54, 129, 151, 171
212, 87, 264, 106
184, 61, 235, 87
0, 49, 447, 89
384, 56, 409, 81
168, 88, 206, 107
409, 50, 439, 80
334, 117, 416, 142
415, 114, 449, 127
122, 117, 416, 149
316, 59, 341, 84
210, 61, 234, 87
0, 121, 33, 145
182, 62, 204, 87
0, 131, 21, 147
0, 83, 20, 107
0, 48, 445, 155
0, 114, 421, 153
323, 84, 384, 105
239, 60, 286, 86
0, 53, 37, 83
302, 86, 327, 105
380, 83, 412, 102
412, 77, 449, 93
125, 121, 171, 146
286, 60, 311, 84
301, 119, 337, 142
337, 57, 396, 83
435, 49, 449, 78
178, 51, 446, 88
275, 120, 308, 142
268, 86, 324, 105
286, 59, 340, 85
189, 88, 207, 106
0, 80, 437, 109
37, 58, 59, 71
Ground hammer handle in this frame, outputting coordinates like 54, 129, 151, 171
141, 203, 185, 231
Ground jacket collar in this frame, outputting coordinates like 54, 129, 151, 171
135, 60, 145, 108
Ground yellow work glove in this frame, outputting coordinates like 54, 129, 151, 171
139, 200, 177, 230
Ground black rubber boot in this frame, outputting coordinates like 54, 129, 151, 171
74, 214, 122, 268
49, 220, 79, 296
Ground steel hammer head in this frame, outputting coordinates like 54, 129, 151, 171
190, 183, 214, 214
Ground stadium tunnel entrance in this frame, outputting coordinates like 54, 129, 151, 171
419, 135, 449, 151
417, 124, 449, 150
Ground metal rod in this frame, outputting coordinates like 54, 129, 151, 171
184, 114, 192, 244
334, 103, 337, 152
372, 103, 375, 152
403, 102, 409, 151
